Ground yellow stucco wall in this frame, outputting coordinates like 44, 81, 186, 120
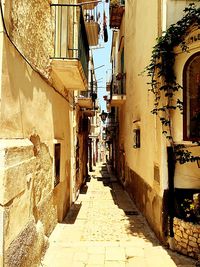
114, 0, 200, 241
0, 37, 73, 266
124, 0, 162, 188
0, 0, 75, 265
173, 34, 200, 189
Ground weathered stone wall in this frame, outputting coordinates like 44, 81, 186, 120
0, 0, 74, 266
0, 139, 57, 267
10, 0, 53, 76
174, 217, 200, 259
5, 219, 48, 267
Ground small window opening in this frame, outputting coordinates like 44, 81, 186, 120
54, 143, 61, 187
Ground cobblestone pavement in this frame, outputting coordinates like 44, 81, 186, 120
41, 163, 197, 267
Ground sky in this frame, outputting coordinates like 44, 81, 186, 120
92, 1, 112, 112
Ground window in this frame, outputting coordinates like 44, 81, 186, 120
183, 52, 200, 140
54, 143, 61, 187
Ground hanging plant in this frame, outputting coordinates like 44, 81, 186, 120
145, 3, 200, 164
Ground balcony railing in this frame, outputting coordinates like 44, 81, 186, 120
78, 0, 98, 10
109, 74, 126, 106
111, 74, 126, 96
51, 4, 89, 79
78, 90, 97, 109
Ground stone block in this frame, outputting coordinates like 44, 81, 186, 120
105, 247, 126, 261
174, 218, 178, 225
188, 246, 193, 252
180, 241, 188, 249
183, 232, 188, 239
193, 226, 200, 233
4, 189, 34, 250
3, 157, 36, 204
175, 235, 182, 242
176, 229, 183, 237
189, 236, 197, 242
34, 192, 57, 237
192, 247, 199, 253
189, 241, 198, 248
5, 219, 47, 267
186, 229, 192, 235
0, 139, 35, 205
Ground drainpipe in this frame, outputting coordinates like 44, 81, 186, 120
167, 146, 175, 249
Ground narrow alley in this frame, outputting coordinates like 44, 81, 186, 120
41, 163, 196, 267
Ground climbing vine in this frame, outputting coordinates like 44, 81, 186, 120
146, 3, 200, 164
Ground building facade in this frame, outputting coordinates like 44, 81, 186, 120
0, 0, 101, 265
106, 0, 200, 258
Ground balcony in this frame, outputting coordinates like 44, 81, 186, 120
50, 4, 89, 92
78, 0, 98, 10
110, 74, 126, 106
78, 91, 93, 109
83, 8, 100, 46
110, 0, 125, 29
78, 89, 98, 110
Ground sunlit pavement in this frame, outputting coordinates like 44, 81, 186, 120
41, 162, 197, 267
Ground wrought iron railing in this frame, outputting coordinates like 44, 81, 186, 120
51, 4, 89, 79
79, 90, 92, 98
110, 74, 126, 98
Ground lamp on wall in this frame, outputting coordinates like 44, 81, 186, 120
100, 110, 107, 123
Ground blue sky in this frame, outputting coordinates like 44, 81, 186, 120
92, 2, 112, 111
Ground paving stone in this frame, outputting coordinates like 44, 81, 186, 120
126, 257, 148, 267
73, 251, 88, 263
42, 162, 197, 267
146, 255, 177, 267
105, 261, 126, 267
71, 262, 86, 267
88, 254, 105, 265
87, 246, 105, 254
105, 247, 126, 261
125, 246, 144, 257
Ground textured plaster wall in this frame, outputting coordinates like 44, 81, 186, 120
172, 37, 200, 189
0, 17, 72, 267
125, 166, 167, 243
122, 0, 200, 242
124, 0, 165, 190
120, 0, 168, 241
165, 0, 200, 30
10, 0, 53, 76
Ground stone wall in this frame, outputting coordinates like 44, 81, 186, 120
10, 0, 53, 76
0, 139, 57, 267
174, 217, 200, 259
0, 0, 73, 266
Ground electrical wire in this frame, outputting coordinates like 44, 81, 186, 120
0, 0, 75, 108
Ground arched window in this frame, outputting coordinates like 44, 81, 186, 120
183, 52, 200, 140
